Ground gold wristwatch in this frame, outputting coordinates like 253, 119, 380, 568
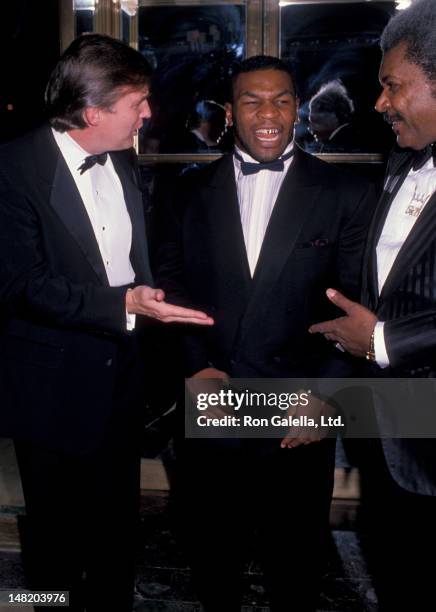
365, 329, 376, 362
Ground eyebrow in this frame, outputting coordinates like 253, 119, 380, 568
133, 94, 149, 105
379, 72, 397, 84
239, 89, 294, 98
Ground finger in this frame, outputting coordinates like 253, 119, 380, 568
281, 437, 305, 449
163, 315, 214, 325
280, 427, 301, 448
325, 288, 356, 314
324, 333, 337, 342
159, 303, 214, 320
154, 288, 165, 302
309, 320, 335, 334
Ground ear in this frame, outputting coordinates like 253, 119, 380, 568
224, 102, 233, 127
82, 106, 101, 128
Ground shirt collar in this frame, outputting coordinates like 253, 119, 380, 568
51, 128, 93, 174
234, 141, 294, 167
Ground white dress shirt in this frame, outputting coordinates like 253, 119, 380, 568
374, 157, 436, 366
52, 129, 136, 329
233, 143, 294, 276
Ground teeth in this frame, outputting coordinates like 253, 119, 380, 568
256, 128, 279, 135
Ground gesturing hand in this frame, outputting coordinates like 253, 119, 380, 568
126, 286, 214, 325
309, 288, 377, 357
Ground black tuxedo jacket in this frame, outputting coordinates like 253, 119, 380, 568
362, 146, 436, 495
158, 147, 375, 379
0, 125, 153, 454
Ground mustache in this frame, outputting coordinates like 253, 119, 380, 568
383, 112, 403, 125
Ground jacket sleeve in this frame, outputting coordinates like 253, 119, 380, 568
384, 310, 436, 370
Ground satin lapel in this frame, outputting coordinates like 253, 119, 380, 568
239, 149, 321, 338
380, 191, 436, 301
364, 153, 414, 310
206, 156, 251, 303
35, 129, 109, 285
363, 190, 392, 309
110, 151, 153, 285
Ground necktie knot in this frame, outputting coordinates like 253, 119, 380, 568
412, 144, 436, 172
78, 152, 108, 175
234, 149, 294, 175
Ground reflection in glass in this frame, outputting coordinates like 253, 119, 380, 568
281, 1, 397, 154
74, 0, 95, 37
121, 0, 138, 44
308, 79, 358, 153
186, 99, 232, 152
136, 3, 246, 154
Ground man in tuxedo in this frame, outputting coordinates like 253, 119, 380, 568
309, 0, 436, 607
0, 34, 212, 611
157, 55, 375, 611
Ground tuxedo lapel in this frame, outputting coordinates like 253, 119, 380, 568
34, 129, 109, 285
205, 155, 251, 304
380, 191, 436, 301
34, 129, 152, 288
239, 148, 321, 337
364, 150, 436, 307
364, 152, 414, 309
363, 190, 391, 309
111, 151, 153, 285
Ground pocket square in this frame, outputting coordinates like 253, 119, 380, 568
297, 238, 330, 248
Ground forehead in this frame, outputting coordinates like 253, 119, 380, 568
380, 42, 428, 86
114, 84, 149, 104
233, 69, 294, 97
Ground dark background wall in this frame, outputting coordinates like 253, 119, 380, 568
0, 0, 60, 142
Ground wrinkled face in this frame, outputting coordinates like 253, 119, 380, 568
98, 85, 151, 151
225, 68, 298, 162
375, 43, 436, 150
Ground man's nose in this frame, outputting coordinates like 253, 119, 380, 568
258, 101, 279, 118
375, 90, 389, 114
140, 100, 152, 119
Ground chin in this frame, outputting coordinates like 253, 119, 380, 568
397, 138, 421, 151
255, 148, 284, 162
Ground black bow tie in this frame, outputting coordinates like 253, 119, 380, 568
412, 144, 436, 171
78, 153, 108, 174
234, 149, 294, 175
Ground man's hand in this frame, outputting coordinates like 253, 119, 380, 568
191, 367, 229, 382
309, 288, 377, 357
126, 286, 214, 325
187, 368, 231, 419
281, 393, 334, 449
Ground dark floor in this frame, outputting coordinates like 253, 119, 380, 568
0, 492, 377, 612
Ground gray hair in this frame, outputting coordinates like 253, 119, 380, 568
309, 80, 354, 123
381, 0, 436, 84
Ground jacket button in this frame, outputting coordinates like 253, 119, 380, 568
105, 359, 113, 367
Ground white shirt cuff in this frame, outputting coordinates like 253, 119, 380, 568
374, 321, 389, 368
126, 311, 136, 331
